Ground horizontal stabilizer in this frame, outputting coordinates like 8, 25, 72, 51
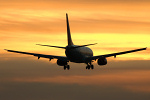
70, 43, 97, 49
78, 43, 97, 47
36, 44, 66, 49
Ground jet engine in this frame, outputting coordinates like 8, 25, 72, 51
97, 57, 107, 65
57, 59, 68, 66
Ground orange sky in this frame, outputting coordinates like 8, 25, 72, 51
0, 0, 150, 61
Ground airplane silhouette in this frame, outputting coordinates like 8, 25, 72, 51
5, 13, 147, 70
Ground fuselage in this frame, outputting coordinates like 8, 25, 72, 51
65, 45, 93, 63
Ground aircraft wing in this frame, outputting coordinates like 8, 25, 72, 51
4, 49, 68, 60
90, 47, 147, 60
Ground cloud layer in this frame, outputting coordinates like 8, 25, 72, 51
0, 58, 150, 100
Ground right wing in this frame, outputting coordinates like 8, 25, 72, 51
4, 49, 68, 61
89, 47, 147, 60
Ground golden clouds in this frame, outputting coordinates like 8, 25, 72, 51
0, 0, 150, 60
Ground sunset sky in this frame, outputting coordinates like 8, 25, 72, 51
0, 0, 150, 100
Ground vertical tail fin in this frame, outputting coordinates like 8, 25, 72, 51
66, 13, 74, 46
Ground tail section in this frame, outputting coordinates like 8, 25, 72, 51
66, 13, 74, 46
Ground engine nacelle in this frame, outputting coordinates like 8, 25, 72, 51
57, 59, 68, 66
97, 57, 107, 65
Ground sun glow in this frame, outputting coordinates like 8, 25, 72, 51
0, 0, 150, 61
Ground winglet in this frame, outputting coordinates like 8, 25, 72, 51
66, 13, 74, 46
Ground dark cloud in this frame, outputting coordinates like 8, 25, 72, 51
0, 82, 150, 100
0, 58, 150, 100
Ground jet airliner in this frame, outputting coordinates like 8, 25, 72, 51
5, 13, 147, 70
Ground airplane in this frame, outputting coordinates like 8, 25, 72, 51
5, 13, 147, 70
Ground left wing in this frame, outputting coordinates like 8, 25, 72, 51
4, 49, 68, 61
90, 47, 147, 60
